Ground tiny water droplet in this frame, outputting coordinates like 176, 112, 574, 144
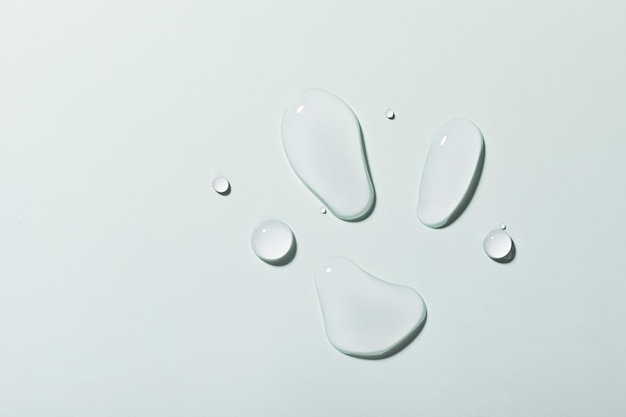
282, 89, 375, 221
250, 220, 296, 266
314, 257, 427, 359
320, 207, 327, 214
483, 229, 515, 262
499, 223, 507, 230
385, 109, 395, 120
212, 176, 230, 195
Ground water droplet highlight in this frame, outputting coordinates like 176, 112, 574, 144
314, 257, 427, 359
385, 109, 395, 120
320, 207, 327, 214
212, 176, 230, 195
483, 229, 515, 263
417, 119, 485, 228
250, 220, 296, 266
281, 89, 375, 221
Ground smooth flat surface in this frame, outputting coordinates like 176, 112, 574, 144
1, 1, 626, 416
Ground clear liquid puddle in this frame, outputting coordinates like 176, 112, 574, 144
417, 119, 484, 228
250, 220, 296, 266
314, 257, 427, 359
281, 89, 375, 221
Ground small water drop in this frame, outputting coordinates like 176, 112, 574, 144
483, 229, 515, 262
499, 223, 507, 230
314, 257, 427, 359
320, 207, 327, 214
212, 176, 230, 195
417, 119, 485, 228
281, 89, 375, 221
250, 220, 296, 266
385, 109, 395, 120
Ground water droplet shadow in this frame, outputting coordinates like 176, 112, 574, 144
342, 124, 376, 222
434, 141, 485, 228
346, 312, 428, 360
493, 240, 516, 264
265, 237, 297, 266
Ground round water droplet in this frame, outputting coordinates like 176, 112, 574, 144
483, 229, 515, 262
499, 223, 507, 230
320, 207, 327, 214
385, 109, 395, 120
250, 220, 296, 266
212, 176, 230, 195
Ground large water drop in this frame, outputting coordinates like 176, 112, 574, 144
417, 119, 484, 228
281, 89, 375, 221
250, 220, 296, 265
314, 257, 427, 359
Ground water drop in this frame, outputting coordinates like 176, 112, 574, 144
385, 109, 395, 119
314, 257, 427, 359
250, 220, 296, 266
417, 119, 484, 228
281, 89, 375, 221
499, 223, 507, 230
212, 176, 230, 195
320, 207, 327, 214
483, 229, 515, 263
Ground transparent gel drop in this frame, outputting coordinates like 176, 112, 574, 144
385, 109, 395, 119
483, 229, 515, 262
281, 89, 375, 221
320, 207, 327, 214
212, 176, 230, 195
250, 220, 296, 266
499, 223, 507, 230
417, 119, 485, 228
314, 257, 427, 359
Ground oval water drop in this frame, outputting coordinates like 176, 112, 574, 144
417, 119, 485, 228
281, 89, 375, 221
314, 257, 427, 359
250, 220, 296, 266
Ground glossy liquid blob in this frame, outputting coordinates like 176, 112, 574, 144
281, 89, 375, 221
417, 119, 485, 228
250, 220, 296, 266
483, 229, 515, 263
385, 109, 395, 119
314, 257, 427, 359
212, 176, 230, 195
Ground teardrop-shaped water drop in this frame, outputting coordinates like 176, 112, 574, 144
250, 220, 296, 266
282, 89, 375, 221
417, 119, 485, 228
314, 257, 427, 359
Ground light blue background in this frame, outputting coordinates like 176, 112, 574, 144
1, 1, 625, 416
